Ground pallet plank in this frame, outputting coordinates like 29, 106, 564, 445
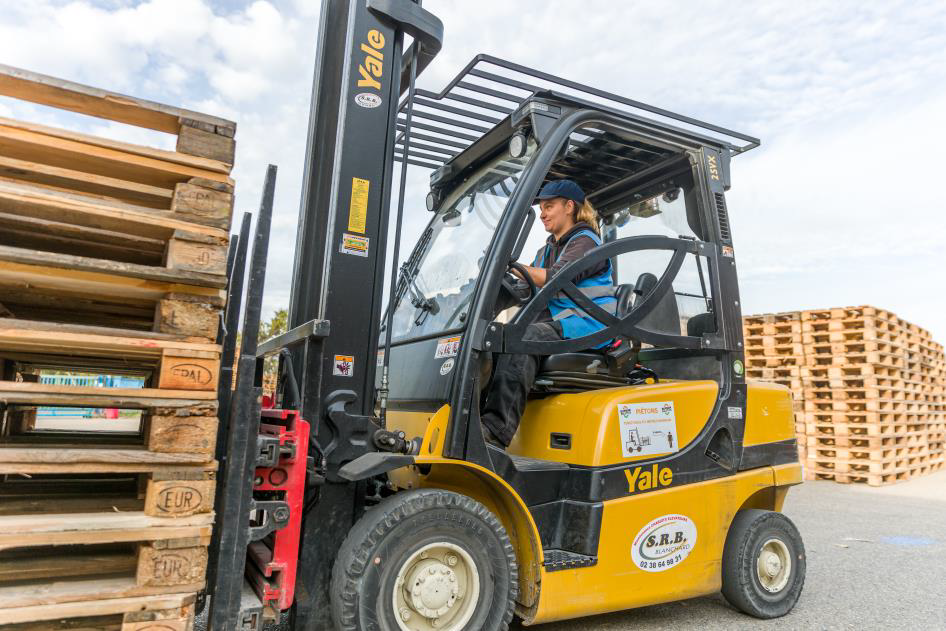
0, 63, 234, 137
0, 512, 212, 551
0, 116, 231, 181
0, 245, 226, 289
0, 180, 225, 240
0, 582, 195, 624
0, 318, 220, 359
0, 381, 215, 406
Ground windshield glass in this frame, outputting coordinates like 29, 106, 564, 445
389, 145, 536, 342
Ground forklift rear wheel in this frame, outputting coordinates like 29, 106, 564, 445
721, 509, 805, 619
331, 488, 517, 631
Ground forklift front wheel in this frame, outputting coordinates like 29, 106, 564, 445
721, 509, 806, 619
331, 488, 518, 631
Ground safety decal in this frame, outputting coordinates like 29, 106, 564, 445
376, 349, 385, 367
333, 355, 354, 377
631, 514, 697, 573
727, 406, 743, 419
339, 233, 369, 257
439, 358, 455, 376
434, 335, 461, 359
348, 177, 370, 233
617, 401, 679, 458
721, 245, 734, 258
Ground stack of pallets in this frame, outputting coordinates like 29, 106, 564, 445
0, 65, 235, 629
743, 306, 946, 486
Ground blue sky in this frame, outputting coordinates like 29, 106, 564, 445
2, 0, 945, 340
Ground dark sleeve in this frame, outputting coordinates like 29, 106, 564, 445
546, 235, 604, 283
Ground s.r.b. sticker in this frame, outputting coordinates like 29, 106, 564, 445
631, 514, 697, 572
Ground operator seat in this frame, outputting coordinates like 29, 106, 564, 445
532, 273, 680, 392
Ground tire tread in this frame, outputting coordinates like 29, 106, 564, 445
331, 488, 518, 630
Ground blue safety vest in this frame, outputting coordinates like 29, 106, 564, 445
535, 229, 616, 347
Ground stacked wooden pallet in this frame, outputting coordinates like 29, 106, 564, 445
0, 65, 235, 629
743, 306, 946, 486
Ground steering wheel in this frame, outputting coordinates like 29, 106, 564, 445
501, 261, 538, 306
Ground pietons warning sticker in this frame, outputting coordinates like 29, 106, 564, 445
617, 401, 679, 458
333, 355, 354, 377
631, 514, 697, 572
434, 335, 461, 359
339, 233, 369, 257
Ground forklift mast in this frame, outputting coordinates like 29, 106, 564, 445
206, 1, 443, 629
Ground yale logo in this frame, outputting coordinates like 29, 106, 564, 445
624, 464, 673, 493
706, 154, 720, 181
357, 29, 386, 91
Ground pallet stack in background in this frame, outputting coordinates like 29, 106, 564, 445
0, 65, 235, 630
744, 306, 946, 486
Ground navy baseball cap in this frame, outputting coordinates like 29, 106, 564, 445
535, 179, 586, 205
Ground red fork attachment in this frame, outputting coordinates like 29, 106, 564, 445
246, 408, 310, 613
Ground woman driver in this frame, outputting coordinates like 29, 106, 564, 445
481, 179, 616, 447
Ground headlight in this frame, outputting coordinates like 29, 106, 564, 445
508, 132, 528, 159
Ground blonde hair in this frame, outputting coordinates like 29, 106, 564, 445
569, 199, 601, 236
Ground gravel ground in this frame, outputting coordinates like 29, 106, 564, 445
202, 470, 946, 630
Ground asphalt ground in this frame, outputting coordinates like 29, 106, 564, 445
207, 470, 946, 631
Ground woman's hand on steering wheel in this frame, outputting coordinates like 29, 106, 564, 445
501, 261, 538, 306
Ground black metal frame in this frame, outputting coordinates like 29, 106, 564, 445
437, 105, 748, 466
268, 1, 445, 629
201, 211, 251, 614
395, 54, 759, 171
207, 166, 277, 630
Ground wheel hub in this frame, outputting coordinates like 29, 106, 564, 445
406, 561, 459, 617
756, 538, 791, 593
393, 542, 480, 631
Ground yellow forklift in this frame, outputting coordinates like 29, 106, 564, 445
204, 2, 805, 629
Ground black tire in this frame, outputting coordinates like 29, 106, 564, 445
330, 488, 518, 631
721, 509, 806, 619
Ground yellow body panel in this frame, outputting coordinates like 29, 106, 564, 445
507, 380, 718, 466
384, 384, 803, 625
744, 380, 796, 446
528, 464, 801, 624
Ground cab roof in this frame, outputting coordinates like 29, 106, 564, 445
395, 54, 759, 174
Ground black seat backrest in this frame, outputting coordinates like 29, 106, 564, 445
686, 311, 717, 337
614, 283, 634, 318
633, 272, 681, 335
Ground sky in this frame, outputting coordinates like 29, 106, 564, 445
1, 0, 945, 340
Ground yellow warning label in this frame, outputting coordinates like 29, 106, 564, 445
348, 177, 370, 233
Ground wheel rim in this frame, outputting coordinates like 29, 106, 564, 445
392, 541, 480, 631
756, 537, 792, 593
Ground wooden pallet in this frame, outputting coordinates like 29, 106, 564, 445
0, 596, 195, 628
0, 508, 205, 628
0, 524, 210, 594
0, 66, 235, 341
745, 305, 946, 486
0, 319, 222, 391
0, 63, 234, 162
